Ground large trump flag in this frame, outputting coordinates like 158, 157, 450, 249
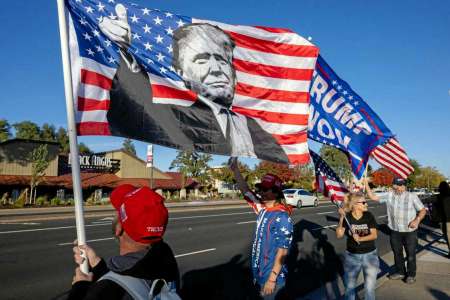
309, 56, 414, 178
64, 0, 319, 164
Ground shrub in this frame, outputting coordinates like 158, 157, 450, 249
36, 195, 48, 206
66, 198, 74, 206
50, 197, 61, 206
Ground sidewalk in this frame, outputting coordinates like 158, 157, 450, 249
375, 226, 450, 300
299, 224, 450, 300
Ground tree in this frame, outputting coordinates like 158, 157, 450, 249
27, 145, 50, 205
40, 123, 56, 141
211, 160, 253, 186
371, 168, 395, 187
122, 138, 136, 155
78, 142, 92, 154
415, 167, 446, 190
319, 145, 352, 183
169, 150, 212, 185
0, 119, 11, 142
13, 121, 41, 140
406, 159, 421, 188
56, 127, 70, 154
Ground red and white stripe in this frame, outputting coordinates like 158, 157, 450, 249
320, 175, 347, 202
69, 13, 318, 164
371, 138, 414, 179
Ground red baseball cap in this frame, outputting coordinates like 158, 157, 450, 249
255, 173, 283, 192
110, 184, 168, 244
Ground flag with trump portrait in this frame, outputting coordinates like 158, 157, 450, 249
64, 0, 319, 165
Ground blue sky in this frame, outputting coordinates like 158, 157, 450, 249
0, 0, 449, 177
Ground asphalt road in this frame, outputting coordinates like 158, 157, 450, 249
0, 202, 391, 300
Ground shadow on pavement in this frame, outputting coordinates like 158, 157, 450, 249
285, 219, 344, 298
427, 287, 450, 300
180, 254, 260, 300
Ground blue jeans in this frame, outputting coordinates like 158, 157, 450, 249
344, 250, 379, 300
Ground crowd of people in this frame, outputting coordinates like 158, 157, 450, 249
66, 159, 450, 300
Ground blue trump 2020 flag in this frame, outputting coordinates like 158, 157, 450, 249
308, 55, 394, 179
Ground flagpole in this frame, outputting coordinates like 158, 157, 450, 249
56, 0, 89, 274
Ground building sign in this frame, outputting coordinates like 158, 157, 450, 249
59, 154, 120, 173
146, 145, 153, 168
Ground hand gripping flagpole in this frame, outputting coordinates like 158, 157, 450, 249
56, 0, 89, 274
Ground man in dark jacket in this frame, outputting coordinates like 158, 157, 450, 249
68, 184, 179, 299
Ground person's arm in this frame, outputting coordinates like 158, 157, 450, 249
364, 179, 380, 201
336, 208, 346, 239
409, 195, 427, 229
229, 157, 250, 194
99, 4, 141, 73
262, 248, 288, 296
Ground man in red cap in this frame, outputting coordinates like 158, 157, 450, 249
229, 158, 293, 300
68, 184, 179, 299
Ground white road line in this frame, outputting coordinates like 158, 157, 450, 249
58, 237, 114, 246
171, 212, 253, 220
0, 223, 111, 234
236, 220, 256, 225
377, 214, 388, 218
91, 221, 112, 225
175, 248, 216, 258
311, 224, 337, 231
0, 222, 40, 225
99, 217, 114, 221
316, 211, 335, 215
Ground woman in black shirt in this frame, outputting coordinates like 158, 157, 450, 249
336, 192, 379, 300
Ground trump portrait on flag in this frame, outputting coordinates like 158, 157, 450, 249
66, 0, 318, 164
100, 5, 287, 162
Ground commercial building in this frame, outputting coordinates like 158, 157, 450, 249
0, 139, 199, 203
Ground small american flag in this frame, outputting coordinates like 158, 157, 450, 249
310, 150, 348, 203
65, 0, 318, 164
371, 138, 414, 179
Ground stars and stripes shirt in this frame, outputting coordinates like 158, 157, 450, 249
244, 191, 293, 285
310, 150, 348, 203
65, 0, 319, 164
380, 191, 424, 232
371, 138, 414, 179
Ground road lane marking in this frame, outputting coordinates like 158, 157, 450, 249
377, 215, 388, 218
0, 222, 40, 225
171, 211, 253, 220
0, 223, 111, 234
311, 224, 337, 231
316, 211, 335, 215
175, 248, 216, 258
58, 237, 114, 246
91, 221, 112, 225
236, 220, 256, 225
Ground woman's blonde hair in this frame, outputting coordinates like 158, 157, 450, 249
343, 192, 366, 212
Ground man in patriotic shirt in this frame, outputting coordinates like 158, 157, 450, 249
229, 158, 293, 299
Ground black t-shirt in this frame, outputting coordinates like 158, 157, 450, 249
345, 211, 377, 254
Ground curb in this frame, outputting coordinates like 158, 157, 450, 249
299, 225, 443, 300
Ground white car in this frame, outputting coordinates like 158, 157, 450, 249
283, 189, 319, 208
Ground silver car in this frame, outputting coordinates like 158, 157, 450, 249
283, 189, 319, 208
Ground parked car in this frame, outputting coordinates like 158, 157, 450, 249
283, 189, 318, 208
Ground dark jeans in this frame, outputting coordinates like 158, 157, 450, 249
389, 230, 418, 277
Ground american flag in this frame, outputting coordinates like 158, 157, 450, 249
65, 0, 318, 164
371, 137, 414, 179
310, 150, 348, 203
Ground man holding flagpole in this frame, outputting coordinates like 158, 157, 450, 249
365, 178, 426, 284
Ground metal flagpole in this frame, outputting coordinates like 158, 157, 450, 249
147, 145, 154, 189
56, 0, 89, 274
